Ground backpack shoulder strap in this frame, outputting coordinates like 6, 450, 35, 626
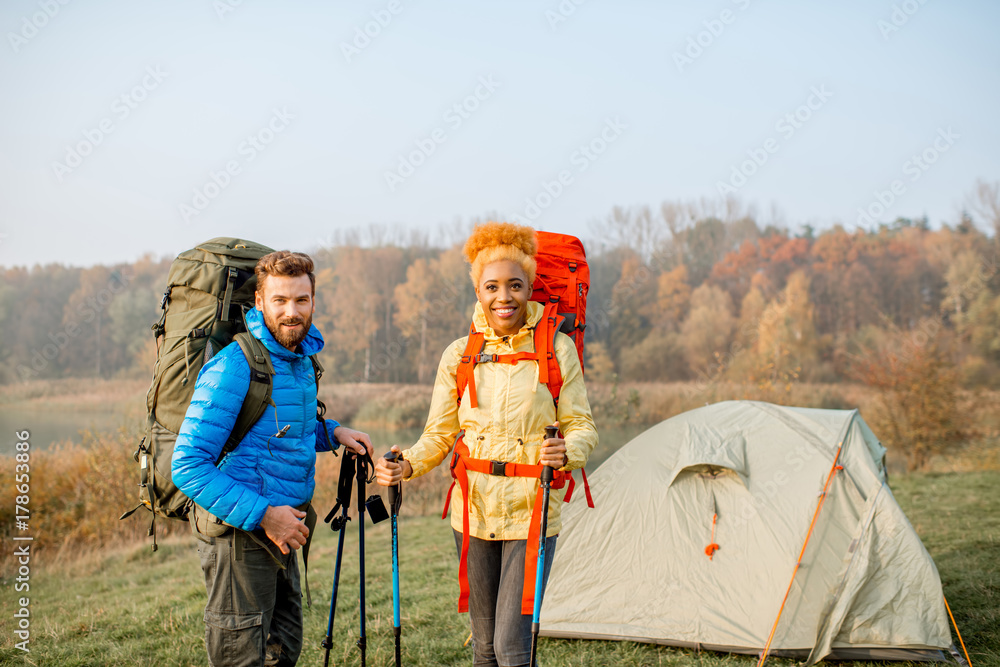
534, 301, 565, 406
455, 331, 486, 409
219, 332, 275, 464
310, 353, 333, 449
310, 354, 324, 385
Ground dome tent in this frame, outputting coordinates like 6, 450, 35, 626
540, 401, 953, 663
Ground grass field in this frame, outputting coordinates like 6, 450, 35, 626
0, 470, 996, 667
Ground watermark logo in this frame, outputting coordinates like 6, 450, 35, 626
877, 0, 931, 39
12, 428, 33, 652
545, 0, 588, 31
16, 271, 130, 382
717, 85, 833, 195
856, 126, 958, 227
51, 66, 168, 182
178, 107, 294, 224
510, 116, 627, 224
7, 0, 72, 53
341, 0, 407, 63
384, 75, 501, 193
214, 0, 246, 20
673, 0, 753, 74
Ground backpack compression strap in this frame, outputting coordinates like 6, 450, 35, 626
455, 302, 565, 410
536, 302, 564, 405
442, 432, 593, 615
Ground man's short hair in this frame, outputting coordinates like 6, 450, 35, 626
255, 251, 316, 295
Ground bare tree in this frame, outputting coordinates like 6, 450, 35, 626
590, 205, 663, 261
968, 179, 1000, 240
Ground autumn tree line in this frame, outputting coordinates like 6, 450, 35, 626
2, 187, 999, 400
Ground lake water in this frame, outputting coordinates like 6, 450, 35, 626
0, 405, 134, 455
0, 403, 649, 471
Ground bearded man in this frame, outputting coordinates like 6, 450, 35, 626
172, 250, 372, 667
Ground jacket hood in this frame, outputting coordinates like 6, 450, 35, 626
245, 306, 325, 359
472, 300, 544, 340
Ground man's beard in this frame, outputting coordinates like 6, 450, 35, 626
263, 310, 312, 349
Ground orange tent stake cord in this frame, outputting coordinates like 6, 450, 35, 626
756, 446, 845, 667
705, 513, 720, 560
944, 594, 973, 667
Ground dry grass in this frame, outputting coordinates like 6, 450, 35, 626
0, 426, 188, 575
351, 385, 434, 429
316, 382, 431, 426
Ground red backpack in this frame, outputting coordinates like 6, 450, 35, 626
447, 232, 594, 615
531, 230, 588, 368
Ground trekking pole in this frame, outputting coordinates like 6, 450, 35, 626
529, 425, 559, 667
357, 452, 369, 667
322, 451, 357, 667
386, 451, 404, 667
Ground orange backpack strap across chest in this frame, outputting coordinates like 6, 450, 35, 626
455, 330, 486, 409
455, 302, 564, 410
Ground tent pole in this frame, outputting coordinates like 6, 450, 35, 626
944, 595, 973, 667
756, 444, 844, 667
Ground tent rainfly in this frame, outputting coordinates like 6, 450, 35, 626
540, 401, 954, 663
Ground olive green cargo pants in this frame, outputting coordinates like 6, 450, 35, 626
195, 528, 302, 667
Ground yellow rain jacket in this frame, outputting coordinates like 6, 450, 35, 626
403, 300, 598, 540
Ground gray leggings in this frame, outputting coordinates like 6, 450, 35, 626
454, 530, 558, 667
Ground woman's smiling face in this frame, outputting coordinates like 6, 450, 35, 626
475, 260, 532, 336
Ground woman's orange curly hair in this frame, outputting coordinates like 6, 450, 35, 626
463, 222, 538, 286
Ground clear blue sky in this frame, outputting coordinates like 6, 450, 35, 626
1, 0, 997, 267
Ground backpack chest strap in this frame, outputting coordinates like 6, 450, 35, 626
469, 351, 540, 365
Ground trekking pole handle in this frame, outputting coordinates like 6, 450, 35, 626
385, 451, 401, 511
542, 425, 559, 483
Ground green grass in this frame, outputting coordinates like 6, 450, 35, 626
1, 471, 997, 666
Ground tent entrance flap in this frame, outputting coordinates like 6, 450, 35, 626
667, 432, 749, 488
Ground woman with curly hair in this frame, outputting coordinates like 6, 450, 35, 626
375, 221, 598, 667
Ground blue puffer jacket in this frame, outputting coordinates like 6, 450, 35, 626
171, 307, 341, 531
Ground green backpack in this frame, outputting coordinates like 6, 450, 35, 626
120, 238, 322, 549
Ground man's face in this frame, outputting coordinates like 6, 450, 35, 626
255, 273, 315, 351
